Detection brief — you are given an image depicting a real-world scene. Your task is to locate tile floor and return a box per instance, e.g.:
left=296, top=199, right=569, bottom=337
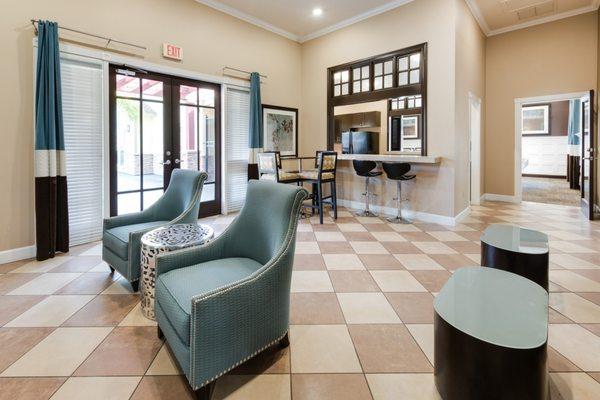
left=0, top=201, right=600, bottom=399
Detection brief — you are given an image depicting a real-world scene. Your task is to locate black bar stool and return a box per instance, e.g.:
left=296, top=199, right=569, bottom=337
left=353, top=160, right=382, bottom=217
left=382, top=162, right=415, bottom=224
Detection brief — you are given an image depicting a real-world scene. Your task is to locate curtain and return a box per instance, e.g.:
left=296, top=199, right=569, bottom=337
left=248, top=72, right=263, bottom=167
left=567, top=99, right=581, bottom=156
left=35, top=21, right=69, bottom=260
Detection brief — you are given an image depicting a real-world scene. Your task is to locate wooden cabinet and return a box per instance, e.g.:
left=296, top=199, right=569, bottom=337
left=334, top=112, right=380, bottom=142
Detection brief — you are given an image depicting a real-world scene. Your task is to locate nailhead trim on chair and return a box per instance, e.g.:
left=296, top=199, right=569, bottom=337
left=188, top=189, right=307, bottom=390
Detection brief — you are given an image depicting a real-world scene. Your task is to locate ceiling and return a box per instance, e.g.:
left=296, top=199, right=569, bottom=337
left=467, top=0, right=600, bottom=35
left=196, top=0, right=600, bottom=42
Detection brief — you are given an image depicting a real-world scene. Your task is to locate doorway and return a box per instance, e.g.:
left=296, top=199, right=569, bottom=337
left=109, top=65, right=221, bottom=218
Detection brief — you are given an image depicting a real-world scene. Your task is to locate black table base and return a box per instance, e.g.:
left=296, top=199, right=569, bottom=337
left=434, top=312, right=548, bottom=400
left=481, top=242, right=549, bottom=291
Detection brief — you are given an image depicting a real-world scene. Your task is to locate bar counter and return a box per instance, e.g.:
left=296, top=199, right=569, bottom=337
left=337, top=153, right=441, bottom=164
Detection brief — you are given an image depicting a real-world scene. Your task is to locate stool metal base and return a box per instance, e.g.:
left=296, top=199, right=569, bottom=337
left=356, top=210, right=378, bottom=217
left=387, top=215, right=411, bottom=224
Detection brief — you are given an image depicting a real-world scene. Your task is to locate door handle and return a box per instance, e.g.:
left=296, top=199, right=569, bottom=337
left=174, top=159, right=181, bottom=164
left=162, top=160, right=172, bottom=165
left=583, top=157, right=594, bottom=161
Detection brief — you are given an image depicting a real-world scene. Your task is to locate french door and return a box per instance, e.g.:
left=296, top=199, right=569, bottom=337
left=580, top=90, right=597, bottom=220
left=109, top=65, right=221, bottom=218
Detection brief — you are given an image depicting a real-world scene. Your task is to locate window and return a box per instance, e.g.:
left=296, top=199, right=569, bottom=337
left=397, top=52, right=420, bottom=86
left=390, top=95, right=422, bottom=110
left=333, top=70, right=349, bottom=96
left=224, top=87, right=250, bottom=212
left=352, top=65, right=370, bottom=93
left=522, top=105, right=550, bottom=135
left=373, top=59, right=393, bottom=90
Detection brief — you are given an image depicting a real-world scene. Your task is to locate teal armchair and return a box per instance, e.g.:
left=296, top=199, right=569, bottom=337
left=102, top=169, right=207, bottom=291
left=154, top=180, right=307, bottom=399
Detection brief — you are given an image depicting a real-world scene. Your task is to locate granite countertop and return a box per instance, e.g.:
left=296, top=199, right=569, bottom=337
left=337, top=153, right=441, bottom=164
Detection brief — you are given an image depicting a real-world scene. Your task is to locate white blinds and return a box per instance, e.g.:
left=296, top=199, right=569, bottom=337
left=61, top=58, right=104, bottom=245
left=224, top=87, right=250, bottom=213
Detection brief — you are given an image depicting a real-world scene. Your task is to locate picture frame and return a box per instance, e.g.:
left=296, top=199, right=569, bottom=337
left=401, top=115, right=419, bottom=138
left=262, top=105, right=298, bottom=157
left=522, top=104, right=550, bottom=135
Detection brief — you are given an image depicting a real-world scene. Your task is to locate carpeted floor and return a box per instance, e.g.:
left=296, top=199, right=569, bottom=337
left=522, top=176, right=580, bottom=207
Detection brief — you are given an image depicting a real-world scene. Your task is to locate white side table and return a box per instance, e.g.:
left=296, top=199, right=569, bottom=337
left=140, top=223, right=214, bottom=320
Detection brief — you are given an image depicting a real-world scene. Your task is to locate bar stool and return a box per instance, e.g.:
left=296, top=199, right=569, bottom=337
left=382, top=162, right=415, bottom=224
left=353, top=160, right=382, bottom=217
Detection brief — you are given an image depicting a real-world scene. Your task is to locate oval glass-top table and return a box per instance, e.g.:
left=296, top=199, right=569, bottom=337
left=434, top=267, right=549, bottom=400
left=481, top=224, right=549, bottom=290
left=140, top=223, right=214, bottom=320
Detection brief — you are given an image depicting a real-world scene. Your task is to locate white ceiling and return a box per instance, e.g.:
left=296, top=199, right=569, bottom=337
left=467, top=0, right=600, bottom=35
left=196, top=0, right=600, bottom=42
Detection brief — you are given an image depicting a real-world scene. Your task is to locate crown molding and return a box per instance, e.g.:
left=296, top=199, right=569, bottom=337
left=464, top=0, right=490, bottom=35
left=195, top=0, right=415, bottom=43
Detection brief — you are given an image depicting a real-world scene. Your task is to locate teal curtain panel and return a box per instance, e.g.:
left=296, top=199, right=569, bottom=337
left=249, top=72, right=263, bottom=149
left=35, top=20, right=69, bottom=261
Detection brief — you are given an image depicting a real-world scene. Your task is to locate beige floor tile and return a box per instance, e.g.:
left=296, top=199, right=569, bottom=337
left=359, top=254, right=403, bottom=270
left=337, top=293, right=401, bottom=324
left=385, top=293, right=434, bottom=323
left=350, top=241, right=389, bottom=255
left=388, top=224, right=421, bottom=232
left=370, top=271, right=428, bottom=292
left=549, top=231, right=593, bottom=241
left=329, top=271, right=380, bottom=292
left=550, top=293, right=600, bottom=323
left=290, top=293, right=345, bottom=325
left=356, top=217, right=384, bottom=224
left=130, top=376, right=194, bottom=400
left=49, top=256, right=102, bottom=273
left=101, top=278, right=137, bottom=295
left=290, top=325, right=362, bottom=373
left=338, top=224, right=368, bottom=232
left=393, top=254, right=444, bottom=270
left=371, top=232, right=406, bottom=242
left=63, top=295, right=140, bottom=326
left=291, top=374, right=372, bottom=400
left=428, top=231, right=468, bottom=242
left=10, top=257, right=73, bottom=274
left=406, top=324, right=434, bottom=365
left=50, top=376, right=141, bottom=400
left=549, top=347, right=581, bottom=372
left=55, top=273, right=119, bottom=295
left=80, top=244, right=102, bottom=256
left=366, top=373, right=440, bottom=400
left=295, top=242, right=321, bottom=254
left=5, top=295, right=94, bottom=327
left=549, top=324, right=600, bottom=371
left=0, top=327, right=54, bottom=372
left=88, top=262, right=113, bottom=273
left=550, top=373, right=600, bottom=400
left=146, top=344, right=182, bottom=375
left=318, top=242, right=355, bottom=254
left=314, top=231, right=346, bottom=242
left=0, top=377, right=66, bottom=400
left=213, top=375, right=291, bottom=400
left=551, top=254, right=598, bottom=270
left=297, top=223, right=313, bottom=232
left=323, top=254, right=365, bottom=270
left=412, top=242, right=458, bottom=255
left=1, top=327, right=112, bottom=376
left=230, top=345, right=290, bottom=375
left=7, top=273, right=82, bottom=295
left=293, top=254, right=326, bottom=271
left=118, top=303, right=157, bottom=327
left=291, top=271, right=334, bottom=293
left=0, top=274, right=43, bottom=295
left=0, top=295, right=46, bottom=325
left=550, top=271, right=600, bottom=292
left=551, top=241, right=598, bottom=254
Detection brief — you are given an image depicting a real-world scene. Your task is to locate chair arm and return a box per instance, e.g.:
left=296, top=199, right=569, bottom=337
left=103, top=211, right=152, bottom=230
left=155, top=234, right=227, bottom=276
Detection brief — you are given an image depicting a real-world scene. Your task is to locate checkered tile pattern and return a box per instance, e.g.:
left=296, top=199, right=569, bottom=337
left=0, top=201, right=599, bottom=399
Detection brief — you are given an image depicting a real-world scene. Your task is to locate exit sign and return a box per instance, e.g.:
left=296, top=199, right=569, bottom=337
left=162, top=43, right=183, bottom=61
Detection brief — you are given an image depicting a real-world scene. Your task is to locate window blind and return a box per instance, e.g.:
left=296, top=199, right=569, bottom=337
left=224, top=87, right=250, bottom=213
left=61, top=58, right=104, bottom=245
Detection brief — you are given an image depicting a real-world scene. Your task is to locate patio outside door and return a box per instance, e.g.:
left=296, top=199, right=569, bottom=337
left=109, top=65, right=221, bottom=218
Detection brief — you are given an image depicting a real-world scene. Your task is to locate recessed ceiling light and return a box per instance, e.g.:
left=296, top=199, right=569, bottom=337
left=312, top=8, right=323, bottom=16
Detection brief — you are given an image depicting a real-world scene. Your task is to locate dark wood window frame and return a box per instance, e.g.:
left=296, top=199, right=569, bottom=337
left=327, top=43, right=428, bottom=155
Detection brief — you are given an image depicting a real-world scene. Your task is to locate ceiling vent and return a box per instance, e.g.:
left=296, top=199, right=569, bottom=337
left=501, top=0, right=556, bottom=20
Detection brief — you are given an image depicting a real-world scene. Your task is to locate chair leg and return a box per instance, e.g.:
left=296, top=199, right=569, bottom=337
left=108, top=266, right=115, bottom=273
left=317, top=183, right=324, bottom=224
left=356, top=176, right=377, bottom=217
left=331, top=181, right=338, bottom=220
left=279, top=332, right=290, bottom=349
left=194, top=381, right=216, bottom=400
left=157, top=326, right=164, bottom=340
left=130, top=280, right=139, bottom=292
left=387, top=180, right=411, bottom=224
left=311, top=183, right=316, bottom=216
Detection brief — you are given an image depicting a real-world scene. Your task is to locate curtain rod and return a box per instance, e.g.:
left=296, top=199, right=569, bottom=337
left=31, top=19, right=147, bottom=51
left=222, top=66, right=267, bottom=79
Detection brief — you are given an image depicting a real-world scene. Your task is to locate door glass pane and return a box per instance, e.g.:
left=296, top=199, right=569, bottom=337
left=353, top=81, right=361, bottom=93
left=116, top=75, right=140, bottom=98
left=398, top=72, right=408, bottom=86
left=118, top=192, right=140, bottom=214
left=199, top=108, right=216, bottom=184
left=384, top=75, right=393, bottom=88
left=143, top=189, right=163, bottom=210
left=202, top=183, right=215, bottom=202
left=410, top=53, right=421, bottom=68
left=583, top=101, right=590, bottom=200
left=142, top=102, right=164, bottom=189
left=362, top=66, right=369, bottom=78
left=199, top=89, right=215, bottom=107
left=374, top=77, right=382, bottom=90
left=398, top=57, right=408, bottom=71
left=384, top=60, right=393, bottom=74
left=180, top=85, right=197, bottom=105
left=142, top=79, right=164, bottom=101
left=179, top=106, right=198, bottom=170
left=374, top=63, right=383, bottom=76
left=410, top=69, right=420, bottom=84
left=116, top=98, right=141, bottom=192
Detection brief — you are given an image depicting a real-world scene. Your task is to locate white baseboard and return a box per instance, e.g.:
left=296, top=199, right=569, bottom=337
left=482, top=193, right=520, bottom=203
left=338, top=199, right=470, bottom=226
left=454, top=206, right=471, bottom=223
left=0, top=245, right=36, bottom=264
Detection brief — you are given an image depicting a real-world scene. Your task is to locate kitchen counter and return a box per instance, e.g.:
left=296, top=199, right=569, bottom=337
left=337, top=153, right=441, bottom=164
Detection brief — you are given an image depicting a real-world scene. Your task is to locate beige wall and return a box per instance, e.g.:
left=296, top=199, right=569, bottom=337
left=0, top=0, right=301, bottom=251
left=300, top=0, right=458, bottom=218
left=485, top=12, right=598, bottom=196
left=454, top=0, right=486, bottom=213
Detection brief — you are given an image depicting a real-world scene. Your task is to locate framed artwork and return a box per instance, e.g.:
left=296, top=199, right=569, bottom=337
left=522, top=104, right=550, bottom=135
left=401, top=115, right=419, bottom=138
left=262, top=105, right=298, bottom=157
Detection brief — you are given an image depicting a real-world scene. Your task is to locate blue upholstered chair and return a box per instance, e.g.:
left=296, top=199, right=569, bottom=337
left=102, top=169, right=207, bottom=291
left=154, top=180, right=308, bottom=399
